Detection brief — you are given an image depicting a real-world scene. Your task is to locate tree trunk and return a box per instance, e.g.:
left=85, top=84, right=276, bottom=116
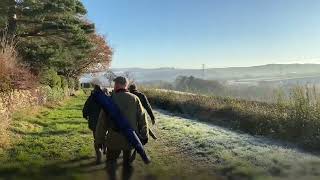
left=7, top=0, right=16, bottom=38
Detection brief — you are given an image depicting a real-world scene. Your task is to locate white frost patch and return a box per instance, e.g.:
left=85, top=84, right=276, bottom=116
left=155, top=110, right=320, bottom=179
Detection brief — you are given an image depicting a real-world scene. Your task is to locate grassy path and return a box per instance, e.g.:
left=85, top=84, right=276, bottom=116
left=1, top=94, right=320, bottom=180
left=0, top=95, right=93, bottom=180
left=0, top=94, right=220, bottom=180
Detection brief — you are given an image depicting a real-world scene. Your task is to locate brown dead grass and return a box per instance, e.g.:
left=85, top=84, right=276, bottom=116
left=0, top=113, right=10, bottom=149
left=0, top=29, right=36, bottom=92
left=0, top=29, right=38, bottom=148
left=0, top=36, right=17, bottom=92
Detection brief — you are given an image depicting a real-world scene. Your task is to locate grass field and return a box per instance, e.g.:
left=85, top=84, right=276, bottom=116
left=2, top=91, right=320, bottom=180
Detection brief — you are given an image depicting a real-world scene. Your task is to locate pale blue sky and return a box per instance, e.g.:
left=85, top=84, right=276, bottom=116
left=82, top=0, right=320, bottom=68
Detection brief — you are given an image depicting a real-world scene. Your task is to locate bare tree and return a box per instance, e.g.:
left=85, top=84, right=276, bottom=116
left=124, top=71, right=135, bottom=84
left=104, top=70, right=116, bottom=87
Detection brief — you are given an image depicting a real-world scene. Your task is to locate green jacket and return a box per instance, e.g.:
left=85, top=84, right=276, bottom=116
left=95, top=90, right=149, bottom=150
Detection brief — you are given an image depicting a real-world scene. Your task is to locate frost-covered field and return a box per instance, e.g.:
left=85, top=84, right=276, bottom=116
left=154, top=110, right=320, bottom=180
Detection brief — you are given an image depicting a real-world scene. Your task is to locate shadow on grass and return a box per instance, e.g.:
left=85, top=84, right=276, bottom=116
left=61, top=104, right=84, bottom=111
left=0, top=156, right=104, bottom=180
left=49, top=119, right=87, bottom=125
left=10, top=128, right=73, bottom=136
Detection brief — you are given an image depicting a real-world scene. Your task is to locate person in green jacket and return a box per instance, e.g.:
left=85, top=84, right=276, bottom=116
left=95, top=76, right=149, bottom=180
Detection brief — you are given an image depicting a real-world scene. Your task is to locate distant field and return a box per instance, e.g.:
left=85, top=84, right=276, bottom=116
left=81, top=64, right=320, bottom=83
left=229, top=74, right=320, bottom=85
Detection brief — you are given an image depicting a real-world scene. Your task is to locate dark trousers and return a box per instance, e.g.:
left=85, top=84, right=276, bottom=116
left=106, top=149, right=133, bottom=180
left=93, top=131, right=102, bottom=163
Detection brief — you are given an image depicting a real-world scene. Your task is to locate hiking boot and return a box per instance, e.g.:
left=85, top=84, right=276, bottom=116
left=96, top=151, right=102, bottom=165
left=94, top=144, right=103, bottom=165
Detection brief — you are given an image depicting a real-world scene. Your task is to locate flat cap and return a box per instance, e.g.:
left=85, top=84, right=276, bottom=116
left=113, top=76, right=128, bottom=85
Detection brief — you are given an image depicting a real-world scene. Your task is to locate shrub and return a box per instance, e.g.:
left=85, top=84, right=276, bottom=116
left=67, top=78, right=76, bottom=89
left=74, top=78, right=80, bottom=90
left=39, top=69, right=61, bottom=88
left=39, top=86, right=65, bottom=102
left=60, top=76, right=68, bottom=89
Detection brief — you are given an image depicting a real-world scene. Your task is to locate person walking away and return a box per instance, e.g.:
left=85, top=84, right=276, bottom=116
left=95, top=76, right=149, bottom=180
left=129, top=83, right=155, bottom=125
left=82, top=79, right=106, bottom=164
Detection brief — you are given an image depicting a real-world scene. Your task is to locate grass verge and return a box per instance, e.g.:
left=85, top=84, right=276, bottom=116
left=143, top=87, right=320, bottom=151
left=0, top=93, right=93, bottom=180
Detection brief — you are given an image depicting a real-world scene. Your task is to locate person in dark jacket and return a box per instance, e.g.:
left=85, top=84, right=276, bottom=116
left=129, top=83, right=155, bottom=125
left=82, top=79, right=107, bottom=164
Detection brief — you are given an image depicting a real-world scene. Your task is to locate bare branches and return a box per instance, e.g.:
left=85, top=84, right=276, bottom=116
left=71, top=33, right=113, bottom=76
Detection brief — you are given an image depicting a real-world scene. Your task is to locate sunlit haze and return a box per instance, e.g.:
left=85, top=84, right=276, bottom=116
left=82, top=0, right=320, bottom=68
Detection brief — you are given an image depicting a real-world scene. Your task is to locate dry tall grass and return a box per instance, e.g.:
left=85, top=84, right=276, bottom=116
left=0, top=28, right=36, bottom=93
left=0, top=29, right=17, bottom=92
left=0, top=29, right=36, bottom=148
left=0, top=29, right=16, bottom=147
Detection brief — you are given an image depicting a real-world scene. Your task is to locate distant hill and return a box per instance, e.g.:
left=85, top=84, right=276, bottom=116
left=111, top=64, right=320, bottom=82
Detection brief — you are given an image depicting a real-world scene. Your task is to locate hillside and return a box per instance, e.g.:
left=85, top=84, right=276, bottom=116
left=110, top=64, right=320, bottom=83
